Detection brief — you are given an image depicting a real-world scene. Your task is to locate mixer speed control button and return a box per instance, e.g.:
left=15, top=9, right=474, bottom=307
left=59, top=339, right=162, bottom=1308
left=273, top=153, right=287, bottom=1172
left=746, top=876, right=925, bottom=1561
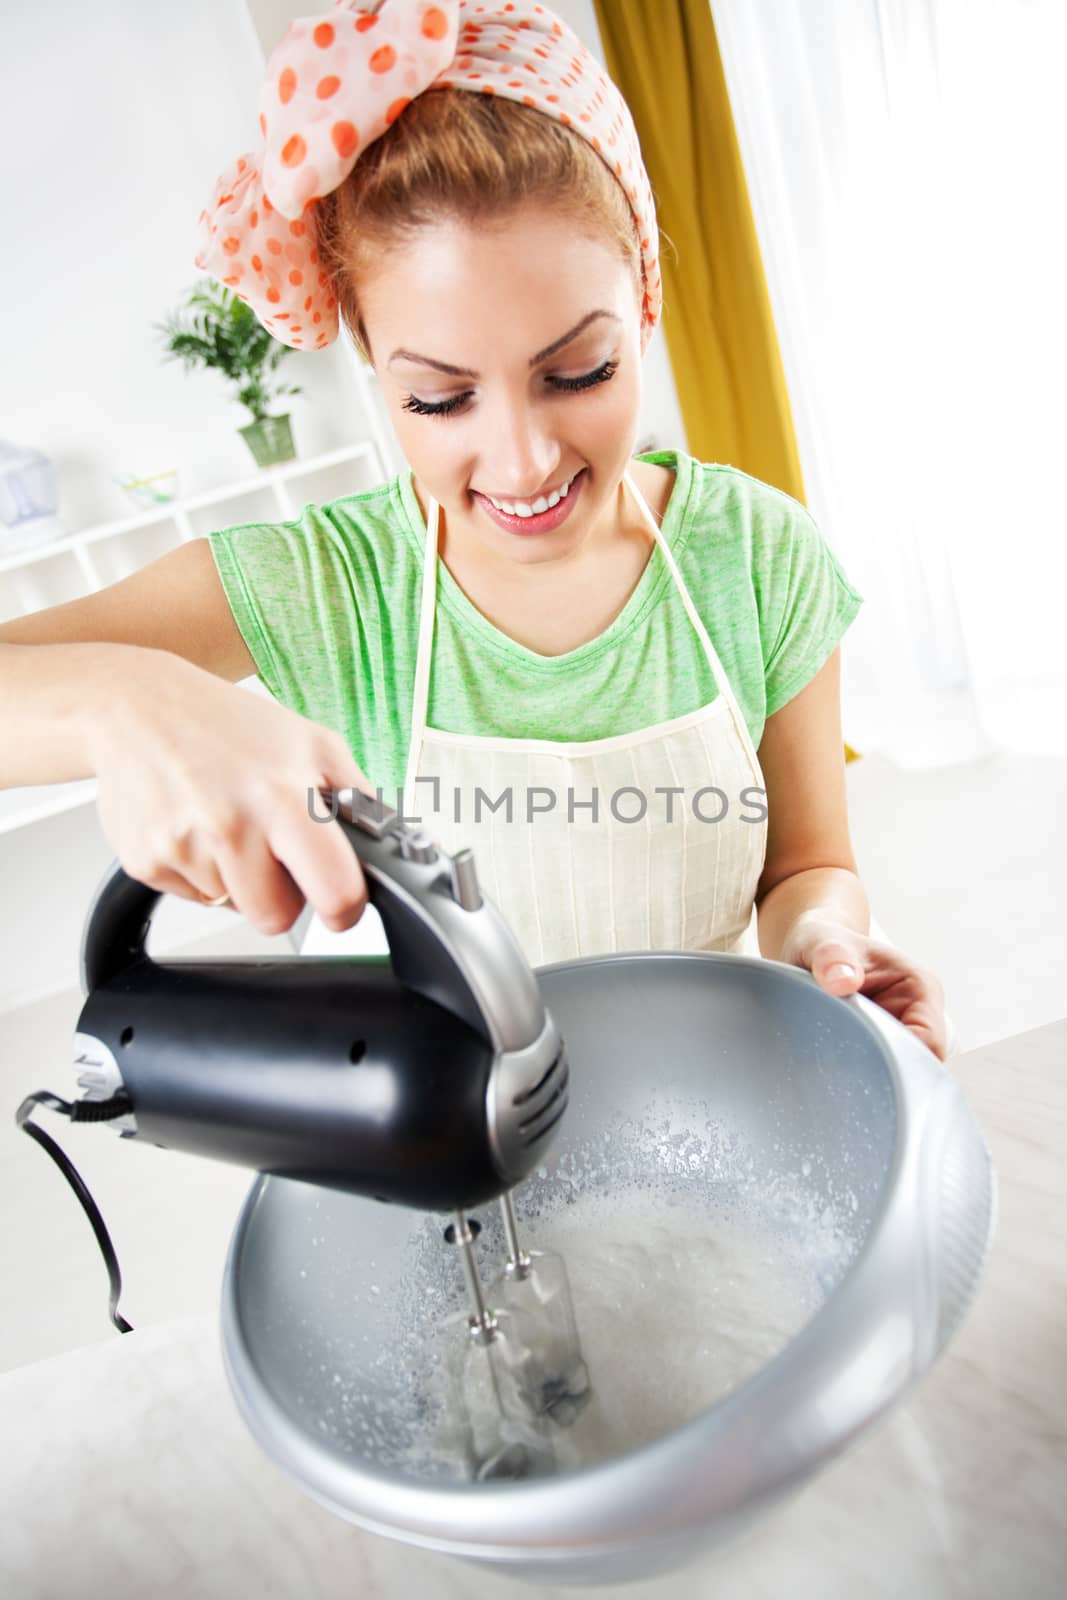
left=397, top=828, right=438, bottom=865
left=449, top=848, right=483, bottom=911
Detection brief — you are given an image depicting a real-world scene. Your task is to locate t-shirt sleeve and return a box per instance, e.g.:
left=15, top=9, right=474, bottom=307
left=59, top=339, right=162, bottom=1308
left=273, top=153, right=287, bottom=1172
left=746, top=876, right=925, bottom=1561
left=207, top=522, right=291, bottom=705
left=202, top=503, right=411, bottom=797
left=755, top=498, right=864, bottom=718
left=205, top=512, right=363, bottom=728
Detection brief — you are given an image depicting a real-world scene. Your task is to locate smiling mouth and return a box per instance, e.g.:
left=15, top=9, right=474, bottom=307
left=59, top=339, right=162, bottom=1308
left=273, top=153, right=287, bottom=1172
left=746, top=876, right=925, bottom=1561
left=473, top=470, right=584, bottom=519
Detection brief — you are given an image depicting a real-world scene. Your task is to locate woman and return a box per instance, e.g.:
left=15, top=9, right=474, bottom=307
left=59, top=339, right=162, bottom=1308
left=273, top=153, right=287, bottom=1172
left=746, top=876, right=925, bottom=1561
left=0, top=0, right=948, bottom=1058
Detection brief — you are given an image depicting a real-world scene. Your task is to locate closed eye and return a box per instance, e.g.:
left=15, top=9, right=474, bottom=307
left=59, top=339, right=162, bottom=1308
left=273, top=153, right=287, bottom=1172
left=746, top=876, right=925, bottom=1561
left=400, top=358, right=620, bottom=418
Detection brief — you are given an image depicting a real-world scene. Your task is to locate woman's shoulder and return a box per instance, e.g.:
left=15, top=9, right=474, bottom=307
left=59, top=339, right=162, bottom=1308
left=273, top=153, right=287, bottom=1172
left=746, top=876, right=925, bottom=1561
left=318, top=474, right=415, bottom=543
left=627, top=456, right=676, bottom=525
left=633, top=447, right=807, bottom=538
left=677, top=452, right=812, bottom=525
left=648, top=451, right=838, bottom=592
left=640, top=450, right=860, bottom=615
left=209, top=471, right=412, bottom=551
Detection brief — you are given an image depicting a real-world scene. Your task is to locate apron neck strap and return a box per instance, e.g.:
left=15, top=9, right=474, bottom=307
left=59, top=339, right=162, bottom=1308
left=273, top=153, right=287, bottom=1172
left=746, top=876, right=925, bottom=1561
left=402, top=488, right=441, bottom=816
left=404, top=466, right=760, bottom=815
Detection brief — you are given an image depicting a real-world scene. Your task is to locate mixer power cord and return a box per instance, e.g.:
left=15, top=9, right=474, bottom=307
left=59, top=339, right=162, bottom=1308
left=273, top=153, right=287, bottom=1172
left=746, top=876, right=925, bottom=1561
left=16, top=1090, right=135, bottom=1334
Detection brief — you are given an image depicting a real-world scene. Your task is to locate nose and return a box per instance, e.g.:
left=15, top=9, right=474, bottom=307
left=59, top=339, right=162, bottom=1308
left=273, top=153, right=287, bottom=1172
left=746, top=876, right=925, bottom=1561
left=479, top=391, right=560, bottom=498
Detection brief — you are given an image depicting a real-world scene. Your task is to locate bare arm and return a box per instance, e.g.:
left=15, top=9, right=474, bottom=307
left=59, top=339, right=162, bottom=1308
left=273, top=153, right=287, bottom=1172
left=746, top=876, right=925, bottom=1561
left=755, top=650, right=947, bottom=1060
left=0, top=539, right=256, bottom=786
left=754, top=648, right=867, bottom=958
left=0, top=539, right=372, bottom=933
left=0, top=536, right=255, bottom=672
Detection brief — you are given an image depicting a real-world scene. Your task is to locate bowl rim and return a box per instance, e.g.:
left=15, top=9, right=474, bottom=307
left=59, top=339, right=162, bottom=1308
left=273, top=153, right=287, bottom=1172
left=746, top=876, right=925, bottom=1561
left=219, top=949, right=981, bottom=1562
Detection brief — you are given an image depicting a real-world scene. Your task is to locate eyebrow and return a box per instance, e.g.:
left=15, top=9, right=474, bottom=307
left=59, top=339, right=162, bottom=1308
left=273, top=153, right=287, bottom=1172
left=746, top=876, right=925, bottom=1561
left=387, top=310, right=621, bottom=377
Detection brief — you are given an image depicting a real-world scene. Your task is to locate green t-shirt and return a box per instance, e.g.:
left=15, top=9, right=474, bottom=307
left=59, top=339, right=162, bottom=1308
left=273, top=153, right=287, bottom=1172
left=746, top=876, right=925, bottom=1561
left=207, top=449, right=863, bottom=797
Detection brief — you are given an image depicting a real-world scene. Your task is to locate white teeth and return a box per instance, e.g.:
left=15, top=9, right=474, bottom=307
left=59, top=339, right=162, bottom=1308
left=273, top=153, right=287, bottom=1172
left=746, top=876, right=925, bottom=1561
left=488, top=474, right=574, bottom=518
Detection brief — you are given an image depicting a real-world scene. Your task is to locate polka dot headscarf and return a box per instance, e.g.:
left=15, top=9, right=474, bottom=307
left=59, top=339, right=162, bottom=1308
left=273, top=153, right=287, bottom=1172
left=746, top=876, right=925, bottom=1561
left=194, top=0, right=661, bottom=350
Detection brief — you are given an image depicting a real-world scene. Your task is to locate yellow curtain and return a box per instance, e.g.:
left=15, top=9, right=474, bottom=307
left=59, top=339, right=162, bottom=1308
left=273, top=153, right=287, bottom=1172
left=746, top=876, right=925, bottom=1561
left=592, top=0, right=805, bottom=504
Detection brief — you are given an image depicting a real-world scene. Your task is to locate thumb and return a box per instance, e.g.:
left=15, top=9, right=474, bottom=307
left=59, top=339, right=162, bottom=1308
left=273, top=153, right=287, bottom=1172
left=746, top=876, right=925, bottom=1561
left=806, top=936, right=865, bottom=995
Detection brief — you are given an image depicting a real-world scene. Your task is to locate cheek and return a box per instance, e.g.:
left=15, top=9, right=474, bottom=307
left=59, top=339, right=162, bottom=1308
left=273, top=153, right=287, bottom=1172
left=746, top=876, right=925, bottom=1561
left=388, top=407, right=474, bottom=502
left=585, top=366, right=641, bottom=452
left=388, top=404, right=457, bottom=466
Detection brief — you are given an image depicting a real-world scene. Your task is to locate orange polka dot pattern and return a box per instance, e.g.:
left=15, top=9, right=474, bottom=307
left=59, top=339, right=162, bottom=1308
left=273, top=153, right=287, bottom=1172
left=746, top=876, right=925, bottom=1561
left=195, top=0, right=661, bottom=351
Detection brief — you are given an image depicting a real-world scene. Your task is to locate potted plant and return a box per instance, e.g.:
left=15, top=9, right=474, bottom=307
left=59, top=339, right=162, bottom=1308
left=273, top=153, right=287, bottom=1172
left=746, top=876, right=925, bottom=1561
left=157, top=282, right=303, bottom=468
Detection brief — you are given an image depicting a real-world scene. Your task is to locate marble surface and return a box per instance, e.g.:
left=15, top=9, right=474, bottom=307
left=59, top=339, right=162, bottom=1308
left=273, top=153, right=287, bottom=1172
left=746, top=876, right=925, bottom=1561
left=1, top=1019, right=1064, bottom=1598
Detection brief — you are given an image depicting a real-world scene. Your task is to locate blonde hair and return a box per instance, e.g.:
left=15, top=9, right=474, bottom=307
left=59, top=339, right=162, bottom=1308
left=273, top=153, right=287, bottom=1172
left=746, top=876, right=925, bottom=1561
left=314, top=89, right=645, bottom=364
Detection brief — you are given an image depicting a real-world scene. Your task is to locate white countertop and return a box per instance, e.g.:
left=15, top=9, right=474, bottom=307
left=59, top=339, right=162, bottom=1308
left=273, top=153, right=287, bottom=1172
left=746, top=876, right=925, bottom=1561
left=2, top=1018, right=1064, bottom=1599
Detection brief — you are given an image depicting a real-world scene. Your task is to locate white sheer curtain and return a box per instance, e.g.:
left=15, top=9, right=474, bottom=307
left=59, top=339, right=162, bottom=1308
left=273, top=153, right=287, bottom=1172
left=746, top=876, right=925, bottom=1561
left=710, top=0, right=1067, bottom=767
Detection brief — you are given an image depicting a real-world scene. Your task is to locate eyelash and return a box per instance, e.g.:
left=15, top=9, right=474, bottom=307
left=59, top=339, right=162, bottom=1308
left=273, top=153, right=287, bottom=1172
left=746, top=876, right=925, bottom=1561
left=400, top=358, right=620, bottom=418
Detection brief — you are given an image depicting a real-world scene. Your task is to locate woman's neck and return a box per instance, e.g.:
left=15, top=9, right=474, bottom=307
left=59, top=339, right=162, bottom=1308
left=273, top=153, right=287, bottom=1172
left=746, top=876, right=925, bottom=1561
left=413, top=466, right=659, bottom=583
left=410, top=461, right=674, bottom=657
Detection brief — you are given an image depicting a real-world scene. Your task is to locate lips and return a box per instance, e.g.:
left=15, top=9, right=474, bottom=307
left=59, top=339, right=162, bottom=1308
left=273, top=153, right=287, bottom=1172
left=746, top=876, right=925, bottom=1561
left=472, top=468, right=586, bottom=536
left=480, top=473, right=578, bottom=517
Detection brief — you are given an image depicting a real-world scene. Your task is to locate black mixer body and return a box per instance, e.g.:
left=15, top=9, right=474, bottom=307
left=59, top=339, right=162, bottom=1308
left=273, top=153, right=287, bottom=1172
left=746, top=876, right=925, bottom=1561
left=76, top=958, right=505, bottom=1209
left=71, top=789, right=569, bottom=1213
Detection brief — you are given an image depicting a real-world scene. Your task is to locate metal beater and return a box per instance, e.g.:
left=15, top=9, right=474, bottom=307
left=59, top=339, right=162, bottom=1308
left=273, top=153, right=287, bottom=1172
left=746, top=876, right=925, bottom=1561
left=447, top=1193, right=592, bottom=1478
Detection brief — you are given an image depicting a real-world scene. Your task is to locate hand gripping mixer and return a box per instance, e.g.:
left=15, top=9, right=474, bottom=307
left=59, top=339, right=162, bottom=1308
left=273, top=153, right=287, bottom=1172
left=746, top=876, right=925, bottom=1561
left=17, top=788, right=590, bottom=1478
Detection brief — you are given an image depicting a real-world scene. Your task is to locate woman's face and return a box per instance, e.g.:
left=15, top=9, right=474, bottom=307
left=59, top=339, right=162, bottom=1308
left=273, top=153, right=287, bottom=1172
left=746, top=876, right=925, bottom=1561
left=357, top=205, right=646, bottom=567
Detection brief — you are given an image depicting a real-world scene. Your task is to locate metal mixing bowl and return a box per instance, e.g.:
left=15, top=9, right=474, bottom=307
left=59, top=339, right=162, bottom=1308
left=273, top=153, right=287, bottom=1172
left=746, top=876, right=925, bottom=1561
left=221, top=951, right=996, bottom=1586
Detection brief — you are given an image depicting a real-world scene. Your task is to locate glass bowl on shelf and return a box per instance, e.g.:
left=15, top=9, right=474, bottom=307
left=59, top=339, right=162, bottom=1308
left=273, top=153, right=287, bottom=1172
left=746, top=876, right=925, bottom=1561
left=114, top=469, right=179, bottom=510
left=0, top=440, right=66, bottom=552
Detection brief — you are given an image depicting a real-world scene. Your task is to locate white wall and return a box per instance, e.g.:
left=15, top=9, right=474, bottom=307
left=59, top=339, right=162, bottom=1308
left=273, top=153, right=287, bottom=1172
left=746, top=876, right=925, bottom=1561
left=0, top=0, right=381, bottom=538
left=0, top=0, right=383, bottom=1012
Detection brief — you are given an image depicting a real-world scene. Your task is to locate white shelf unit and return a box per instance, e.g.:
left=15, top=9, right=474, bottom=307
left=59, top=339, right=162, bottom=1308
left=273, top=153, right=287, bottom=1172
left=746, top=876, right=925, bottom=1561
left=0, top=779, right=99, bottom=838
left=0, top=437, right=387, bottom=837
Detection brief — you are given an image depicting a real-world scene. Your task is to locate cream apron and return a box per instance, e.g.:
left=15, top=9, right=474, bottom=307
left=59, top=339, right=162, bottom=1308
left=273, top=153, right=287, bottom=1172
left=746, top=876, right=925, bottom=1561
left=293, top=476, right=962, bottom=1054
left=387, top=466, right=767, bottom=968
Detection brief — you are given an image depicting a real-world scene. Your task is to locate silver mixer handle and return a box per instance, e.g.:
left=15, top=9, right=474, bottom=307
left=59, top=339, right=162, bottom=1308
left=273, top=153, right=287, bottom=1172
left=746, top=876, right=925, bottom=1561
left=331, top=788, right=481, bottom=904
left=253, top=784, right=564, bottom=1178
left=332, top=786, right=407, bottom=843
left=332, top=787, right=440, bottom=863
left=324, top=784, right=550, bottom=1074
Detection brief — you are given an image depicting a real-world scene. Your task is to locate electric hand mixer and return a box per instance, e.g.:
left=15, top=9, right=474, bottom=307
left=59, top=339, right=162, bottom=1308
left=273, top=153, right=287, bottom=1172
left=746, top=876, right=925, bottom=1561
left=18, top=787, right=589, bottom=1479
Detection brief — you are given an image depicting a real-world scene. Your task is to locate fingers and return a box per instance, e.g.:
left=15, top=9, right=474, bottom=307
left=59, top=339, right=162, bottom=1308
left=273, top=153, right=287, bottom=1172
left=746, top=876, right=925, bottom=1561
left=91, top=675, right=386, bottom=934
left=876, top=985, right=953, bottom=1062
left=898, top=978, right=950, bottom=1063
left=830, top=944, right=949, bottom=1063
left=215, top=738, right=375, bottom=935
left=122, top=861, right=228, bottom=906
left=819, top=957, right=863, bottom=994
left=162, top=803, right=368, bottom=939
left=134, top=824, right=235, bottom=909
left=800, top=934, right=865, bottom=996
left=118, top=808, right=363, bottom=938
left=212, top=827, right=309, bottom=935
left=265, top=801, right=368, bottom=932
left=157, top=828, right=232, bottom=905
left=118, top=822, right=232, bottom=907
left=918, top=1022, right=948, bottom=1063
left=789, top=919, right=951, bottom=1062
left=111, top=732, right=376, bottom=936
